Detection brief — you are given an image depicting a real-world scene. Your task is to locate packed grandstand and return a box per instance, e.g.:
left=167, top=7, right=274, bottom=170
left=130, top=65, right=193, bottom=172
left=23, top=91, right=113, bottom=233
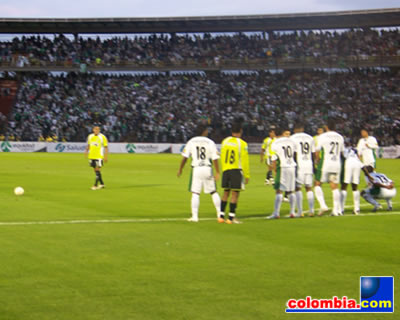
left=0, top=9, right=399, bottom=145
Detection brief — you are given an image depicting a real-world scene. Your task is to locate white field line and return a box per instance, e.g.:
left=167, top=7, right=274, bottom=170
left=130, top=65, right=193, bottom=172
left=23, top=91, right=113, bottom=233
left=0, top=210, right=399, bottom=227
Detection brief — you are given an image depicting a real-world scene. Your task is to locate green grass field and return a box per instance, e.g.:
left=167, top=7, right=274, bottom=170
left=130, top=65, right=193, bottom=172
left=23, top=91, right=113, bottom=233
left=0, top=153, right=398, bottom=320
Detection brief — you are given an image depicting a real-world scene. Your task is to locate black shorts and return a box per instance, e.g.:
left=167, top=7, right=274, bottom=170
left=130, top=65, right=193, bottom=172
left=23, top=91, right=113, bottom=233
left=222, top=169, right=244, bottom=191
left=89, top=159, right=103, bottom=168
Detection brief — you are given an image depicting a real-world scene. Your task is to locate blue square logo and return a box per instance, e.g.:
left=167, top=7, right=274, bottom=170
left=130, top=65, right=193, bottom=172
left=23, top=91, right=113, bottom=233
left=360, top=276, right=394, bottom=313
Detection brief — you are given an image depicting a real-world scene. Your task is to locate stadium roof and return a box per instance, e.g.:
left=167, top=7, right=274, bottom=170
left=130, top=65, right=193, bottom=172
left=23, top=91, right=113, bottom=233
left=0, top=8, right=399, bottom=34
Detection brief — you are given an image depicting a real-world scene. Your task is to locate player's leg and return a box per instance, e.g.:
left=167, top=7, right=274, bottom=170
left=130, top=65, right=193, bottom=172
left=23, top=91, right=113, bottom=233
left=329, top=174, right=341, bottom=216
left=295, top=172, right=305, bottom=217
left=268, top=170, right=284, bottom=219
left=226, top=191, right=240, bottom=223
left=220, top=170, right=231, bottom=222
left=266, top=159, right=273, bottom=185
left=204, top=168, right=223, bottom=218
left=305, top=186, right=314, bottom=216
left=340, top=183, right=348, bottom=215
left=220, top=189, right=230, bottom=222
left=361, top=188, right=382, bottom=211
left=295, top=186, right=303, bottom=217
left=379, top=188, right=396, bottom=211
left=351, top=183, right=360, bottom=214
left=188, top=167, right=202, bottom=222
left=287, top=168, right=296, bottom=217
left=190, top=192, right=200, bottom=222
left=95, top=160, right=105, bottom=189
left=315, top=177, right=328, bottom=215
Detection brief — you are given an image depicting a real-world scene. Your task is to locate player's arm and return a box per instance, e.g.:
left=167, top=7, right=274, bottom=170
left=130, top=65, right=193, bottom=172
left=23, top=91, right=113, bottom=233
left=260, top=147, right=266, bottom=163
left=212, top=159, right=220, bottom=181
left=85, top=142, right=90, bottom=158
left=373, top=181, right=394, bottom=189
left=177, top=156, right=188, bottom=178
left=104, top=146, right=108, bottom=163
left=243, top=144, right=250, bottom=184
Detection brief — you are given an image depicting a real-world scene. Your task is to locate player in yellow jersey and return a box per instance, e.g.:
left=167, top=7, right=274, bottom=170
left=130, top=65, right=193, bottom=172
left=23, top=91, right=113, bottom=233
left=260, top=126, right=276, bottom=185
left=220, top=121, right=250, bottom=224
left=85, top=125, right=108, bottom=190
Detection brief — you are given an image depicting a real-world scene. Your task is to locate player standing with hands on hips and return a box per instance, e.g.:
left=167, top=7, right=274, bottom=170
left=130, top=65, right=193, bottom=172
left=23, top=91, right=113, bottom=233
left=220, top=120, right=250, bottom=224
left=177, top=123, right=223, bottom=222
left=85, top=125, right=108, bottom=190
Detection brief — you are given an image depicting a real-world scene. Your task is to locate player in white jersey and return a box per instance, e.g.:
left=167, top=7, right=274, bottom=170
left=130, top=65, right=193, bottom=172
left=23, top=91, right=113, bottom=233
left=290, top=123, right=316, bottom=217
left=340, top=145, right=363, bottom=215
left=361, top=166, right=396, bottom=212
left=314, top=119, right=345, bottom=216
left=177, top=124, right=222, bottom=222
left=267, top=127, right=297, bottom=219
left=357, top=129, right=379, bottom=168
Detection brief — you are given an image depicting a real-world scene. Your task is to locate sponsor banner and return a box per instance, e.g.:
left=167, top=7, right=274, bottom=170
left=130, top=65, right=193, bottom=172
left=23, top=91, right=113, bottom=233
left=0, top=141, right=47, bottom=152
left=378, top=146, right=400, bottom=159
left=1, top=141, right=399, bottom=157
left=109, top=143, right=173, bottom=154
left=286, top=276, right=394, bottom=313
left=248, top=143, right=262, bottom=154
left=47, top=143, right=87, bottom=153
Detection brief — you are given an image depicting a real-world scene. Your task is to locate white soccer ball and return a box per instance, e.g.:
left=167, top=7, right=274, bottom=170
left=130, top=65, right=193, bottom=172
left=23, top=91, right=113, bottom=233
left=14, top=187, right=24, bottom=196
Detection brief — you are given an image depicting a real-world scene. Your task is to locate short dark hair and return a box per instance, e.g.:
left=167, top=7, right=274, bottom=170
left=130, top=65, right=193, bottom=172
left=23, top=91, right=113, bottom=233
left=274, top=127, right=284, bottom=136
left=364, top=165, right=374, bottom=173
left=231, top=122, right=242, bottom=134
left=294, top=122, right=304, bottom=130
left=195, top=123, right=208, bottom=136
left=326, top=119, right=336, bottom=131
left=231, top=118, right=243, bottom=134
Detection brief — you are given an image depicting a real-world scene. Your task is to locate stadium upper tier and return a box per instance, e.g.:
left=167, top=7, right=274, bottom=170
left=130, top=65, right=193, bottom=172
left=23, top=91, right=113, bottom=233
left=0, top=29, right=399, bottom=71
left=0, top=8, right=399, bottom=33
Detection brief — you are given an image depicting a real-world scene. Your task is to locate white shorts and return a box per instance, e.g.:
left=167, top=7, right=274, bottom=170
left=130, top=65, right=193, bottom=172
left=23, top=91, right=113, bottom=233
left=319, top=171, right=340, bottom=184
left=296, top=171, right=313, bottom=188
left=343, top=161, right=362, bottom=185
left=376, top=188, right=397, bottom=199
left=275, top=167, right=295, bottom=192
left=189, top=166, right=216, bottom=194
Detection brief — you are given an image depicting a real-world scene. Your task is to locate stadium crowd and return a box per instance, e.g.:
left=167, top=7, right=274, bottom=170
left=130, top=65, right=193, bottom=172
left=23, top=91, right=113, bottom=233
left=3, top=69, right=399, bottom=145
left=0, top=28, right=399, bottom=67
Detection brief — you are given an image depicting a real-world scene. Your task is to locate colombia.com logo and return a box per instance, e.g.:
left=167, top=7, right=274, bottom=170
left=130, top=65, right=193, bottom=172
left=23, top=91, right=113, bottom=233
left=286, top=276, right=394, bottom=313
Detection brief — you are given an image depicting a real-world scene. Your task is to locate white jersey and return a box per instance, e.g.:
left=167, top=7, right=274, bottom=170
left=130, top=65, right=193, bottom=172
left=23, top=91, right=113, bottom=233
left=357, top=136, right=378, bottom=166
left=366, top=172, right=393, bottom=188
left=344, top=147, right=363, bottom=166
left=271, top=137, right=297, bottom=168
left=182, top=136, right=219, bottom=167
left=291, top=132, right=315, bottom=174
left=316, top=131, right=344, bottom=173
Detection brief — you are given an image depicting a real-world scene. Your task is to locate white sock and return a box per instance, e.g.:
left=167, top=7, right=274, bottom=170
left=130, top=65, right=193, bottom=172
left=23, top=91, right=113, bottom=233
left=362, top=190, right=379, bottom=207
left=340, top=190, right=347, bottom=213
left=386, top=199, right=393, bottom=208
left=191, top=193, right=200, bottom=220
left=315, top=186, right=327, bottom=209
left=295, top=191, right=303, bottom=215
left=273, top=194, right=283, bottom=216
left=289, top=193, right=296, bottom=215
left=333, top=189, right=340, bottom=214
left=211, top=192, right=221, bottom=216
left=307, top=191, right=314, bottom=214
left=353, top=190, right=360, bottom=212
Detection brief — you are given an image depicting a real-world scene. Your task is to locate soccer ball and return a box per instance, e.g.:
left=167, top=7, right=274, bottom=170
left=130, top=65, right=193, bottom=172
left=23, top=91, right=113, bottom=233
left=14, top=187, right=24, bottom=196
